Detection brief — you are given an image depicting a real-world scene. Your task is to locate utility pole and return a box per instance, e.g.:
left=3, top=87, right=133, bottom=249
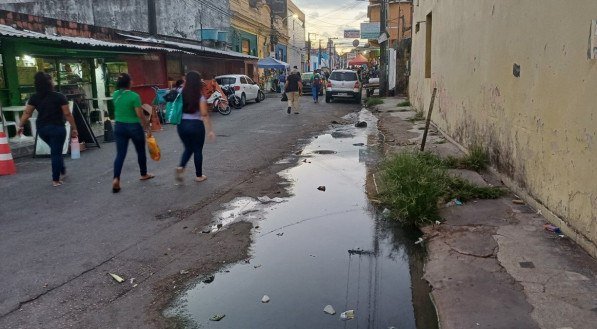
left=318, top=39, right=322, bottom=68
left=307, top=33, right=317, bottom=72
left=379, top=0, right=388, bottom=96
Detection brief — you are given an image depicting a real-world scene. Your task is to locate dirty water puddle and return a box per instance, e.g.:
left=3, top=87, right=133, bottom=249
left=164, top=110, right=438, bottom=328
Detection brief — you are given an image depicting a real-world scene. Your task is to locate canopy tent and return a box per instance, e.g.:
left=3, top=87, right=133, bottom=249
left=257, top=57, right=289, bottom=70
left=348, top=53, right=369, bottom=66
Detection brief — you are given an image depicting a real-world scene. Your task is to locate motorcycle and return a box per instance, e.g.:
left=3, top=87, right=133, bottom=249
left=222, top=85, right=243, bottom=109
left=206, top=90, right=231, bottom=115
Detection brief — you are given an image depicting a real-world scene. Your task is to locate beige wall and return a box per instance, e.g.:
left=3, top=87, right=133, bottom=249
left=409, top=0, right=597, bottom=256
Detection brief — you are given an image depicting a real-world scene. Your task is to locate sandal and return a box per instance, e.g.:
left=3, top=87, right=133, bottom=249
left=139, top=174, right=155, bottom=181
left=195, top=175, right=207, bottom=182
left=175, top=167, right=184, bottom=182
left=112, top=178, right=121, bottom=193
left=52, top=181, right=63, bottom=187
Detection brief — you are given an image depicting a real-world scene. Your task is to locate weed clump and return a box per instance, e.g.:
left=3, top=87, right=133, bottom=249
left=366, top=97, right=384, bottom=107
left=378, top=151, right=504, bottom=226
left=409, top=110, right=425, bottom=122
left=397, top=100, right=411, bottom=106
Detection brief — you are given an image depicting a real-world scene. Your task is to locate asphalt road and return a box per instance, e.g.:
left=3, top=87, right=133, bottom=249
left=0, top=95, right=360, bottom=328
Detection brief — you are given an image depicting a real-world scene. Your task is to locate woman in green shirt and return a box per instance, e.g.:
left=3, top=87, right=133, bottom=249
left=111, top=73, right=154, bottom=193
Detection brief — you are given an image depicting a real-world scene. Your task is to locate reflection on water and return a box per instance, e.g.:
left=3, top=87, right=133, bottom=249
left=165, top=110, right=437, bottom=329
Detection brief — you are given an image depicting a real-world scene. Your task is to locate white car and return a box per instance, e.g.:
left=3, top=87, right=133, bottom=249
left=215, top=74, right=265, bottom=106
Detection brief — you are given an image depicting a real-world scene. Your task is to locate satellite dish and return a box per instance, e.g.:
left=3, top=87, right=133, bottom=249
left=352, top=39, right=359, bottom=47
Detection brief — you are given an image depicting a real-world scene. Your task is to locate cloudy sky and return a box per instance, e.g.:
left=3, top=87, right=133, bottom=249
left=292, top=0, right=370, bottom=51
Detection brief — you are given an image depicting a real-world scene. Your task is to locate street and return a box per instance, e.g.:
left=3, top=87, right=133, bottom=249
left=0, top=96, right=360, bottom=328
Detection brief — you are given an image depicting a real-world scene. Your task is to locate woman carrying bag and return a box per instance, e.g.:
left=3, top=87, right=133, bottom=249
left=111, top=73, right=154, bottom=193
left=17, top=72, right=79, bottom=187
left=175, top=71, right=215, bottom=183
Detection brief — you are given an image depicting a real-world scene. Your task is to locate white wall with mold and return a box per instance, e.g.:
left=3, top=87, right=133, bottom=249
left=409, top=0, right=597, bottom=257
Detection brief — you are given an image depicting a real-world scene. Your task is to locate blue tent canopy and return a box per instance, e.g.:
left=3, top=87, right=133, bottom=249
left=257, top=57, right=289, bottom=69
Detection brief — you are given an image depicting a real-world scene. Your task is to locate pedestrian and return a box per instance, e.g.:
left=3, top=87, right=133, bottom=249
left=285, top=69, right=302, bottom=114
left=310, top=70, right=322, bottom=103
left=17, top=72, right=78, bottom=187
left=278, top=71, right=286, bottom=94
left=111, top=73, right=154, bottom=193
left=175, top=71, right=216, bottom=183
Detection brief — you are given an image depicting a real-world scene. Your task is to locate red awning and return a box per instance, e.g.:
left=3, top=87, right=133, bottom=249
left=348, top=54, right=369, bottom=66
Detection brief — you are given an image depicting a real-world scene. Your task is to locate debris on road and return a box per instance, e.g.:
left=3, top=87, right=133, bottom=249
left=317, top=186, right=326, bottom=191
left=130, top=278, right=136, bottom=285
left=209, top=314, right=225, bottom=321
left=544, top=224, right=562, bottom=234
left=203, top=276, right=215, bottom=284
left=276, top=232, right=284, bottom=237
left=108, top=273, right=125, bottom=283
left=381, top=208, right=391, bottom=218
left=414, top=237, right=424, bottom=245
left=324, top=305, right=336, bottom=315
left=201, top=228, right=211, bottom=234
left=353, top=143, right=365, bottom=146
left=445, top=198, right=463, bottom=207
left=512, top=199, right=525, bottom=205
left=340, top=310, right=355, bottom=320
left=180, top=270, right=189, bottom=275
left=253, top=264, right=262, bottom=269
left=355, top=121, right=367, bottom=128
left=435, top=220, right=441, bottom=225
left=257, top=196, right=284, bottom=203
left=261, top=295, right=270, bottom=303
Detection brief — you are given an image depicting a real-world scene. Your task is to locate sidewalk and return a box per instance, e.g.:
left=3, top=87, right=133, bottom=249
left=370, top=97, right=597, bottom=329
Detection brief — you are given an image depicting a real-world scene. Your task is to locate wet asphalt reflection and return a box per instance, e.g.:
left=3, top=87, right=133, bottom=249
left=165, top=110, right=438, bottom=329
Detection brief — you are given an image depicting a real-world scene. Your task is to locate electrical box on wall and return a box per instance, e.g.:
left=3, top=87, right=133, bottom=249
left=590, top=20, right=597, bottom=59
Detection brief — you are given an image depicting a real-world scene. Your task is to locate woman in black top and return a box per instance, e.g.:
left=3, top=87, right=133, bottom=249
left=18, top=72, right=78, bottom=187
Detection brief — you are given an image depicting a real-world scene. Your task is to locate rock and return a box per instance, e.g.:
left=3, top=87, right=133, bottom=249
left=253, top=264, right=262, bottom=269
left=317, top=186, right=326, bottom=191
left=203, top=275, right=215, bottom=284
left=355, top=121, right=367, bottom=128
left=261, top=295, right=270, bottom=303
left=209, top=314, right=225, bottom=321
left=180, top=270, right=189, bottom=275
left=324, top=305, right=336, bottom=315
left=202, top=228, right=211, bottom=234
left=512, top=199, right=525, bottom=205
left=331, top=120, right=339, bottom=124
left=276, top=232, right=284, bottom=236
left=217, top=223, right=223, bottom=229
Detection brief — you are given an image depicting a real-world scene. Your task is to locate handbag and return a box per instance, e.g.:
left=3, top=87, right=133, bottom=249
left=281, top=92, right=288, bottom=102
left=146, top=133, right=161, bottom=161
left=166, top=93, right=183, bottom=125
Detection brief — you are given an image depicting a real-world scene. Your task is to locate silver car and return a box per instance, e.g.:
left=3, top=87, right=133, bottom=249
left=325, top=69, right=362, bottom=103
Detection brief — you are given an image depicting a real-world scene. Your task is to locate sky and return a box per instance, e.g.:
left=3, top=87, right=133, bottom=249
left=292, top=0, right=370, bottom=53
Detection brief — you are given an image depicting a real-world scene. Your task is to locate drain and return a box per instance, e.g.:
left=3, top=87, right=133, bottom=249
left=312, top=150, right=337, bottom=155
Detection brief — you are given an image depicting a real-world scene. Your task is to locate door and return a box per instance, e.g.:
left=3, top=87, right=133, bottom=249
left=239, top=76, right=249, bottom=98
left=245, top=76, right=258, bottom=99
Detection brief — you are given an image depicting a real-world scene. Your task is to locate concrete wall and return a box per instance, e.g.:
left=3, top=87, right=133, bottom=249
left=0, top=0, right=229, bottom=41
left=409, top=0, right=597, bottom=256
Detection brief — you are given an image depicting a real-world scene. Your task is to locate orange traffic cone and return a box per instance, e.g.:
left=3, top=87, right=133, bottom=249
left=150, top=106, right=162, bottom=132
left=0, top=132, right=16, bottom=175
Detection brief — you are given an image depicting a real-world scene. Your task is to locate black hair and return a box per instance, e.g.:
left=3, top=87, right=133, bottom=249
left=182, top=71, right=202, bottom=113
left=116, top=73, right=132, bottom=89
left=33, top=71, right=53, bottom=97
left=175, top=79, right=184, bottom=88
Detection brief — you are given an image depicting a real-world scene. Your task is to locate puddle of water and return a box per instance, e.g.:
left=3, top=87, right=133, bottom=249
left=165, top=110, right=438, bottom=329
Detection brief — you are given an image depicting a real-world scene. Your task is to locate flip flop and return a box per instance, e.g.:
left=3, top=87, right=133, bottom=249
left=195, top=175, right=207, bottom=182
left=52, top=181, right=63, bottom=187
left=139, top=174, right=155, bottom=181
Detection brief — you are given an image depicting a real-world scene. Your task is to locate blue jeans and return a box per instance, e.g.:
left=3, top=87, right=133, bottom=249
left=113, top=122, right=147, bottom=179
left=38, top=124, right=66, bottom=181
left=312, top=85, right=320, bottom=101
left=177, top=119, right=205, bottom=177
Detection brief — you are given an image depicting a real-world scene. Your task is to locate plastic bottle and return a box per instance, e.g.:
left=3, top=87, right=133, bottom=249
left=70, top=137, right=80, bottom=159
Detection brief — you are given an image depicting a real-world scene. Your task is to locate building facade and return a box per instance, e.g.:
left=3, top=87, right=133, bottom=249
left=409, top=0, right=597, bottom=256
left=368, top=0, right=412, bottom=49
left=286, top=0, right=305, bottom=70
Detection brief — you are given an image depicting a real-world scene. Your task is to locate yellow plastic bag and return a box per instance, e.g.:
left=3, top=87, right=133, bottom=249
left=146, top=133, right=161, bottom=161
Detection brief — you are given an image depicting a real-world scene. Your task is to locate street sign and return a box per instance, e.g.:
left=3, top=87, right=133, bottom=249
left=378, top=32, right=388, bottom=44
left=352, top=39, right=359, bottom=47
left=360, top=22, right=380, bottom=39
left=344, top=29, right=360, bottom=38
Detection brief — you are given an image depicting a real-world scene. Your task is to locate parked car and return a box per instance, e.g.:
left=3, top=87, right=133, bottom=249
left=325, top=70, right=362, bottom=103
left=215, top=74, right=265, bottom=106
left=300, top=72, right=324, bottom=96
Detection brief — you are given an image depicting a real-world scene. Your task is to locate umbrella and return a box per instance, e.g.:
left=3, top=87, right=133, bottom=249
left=348, top=54, right=369, bottom=66
left=257, top=57, right=289, bottom=70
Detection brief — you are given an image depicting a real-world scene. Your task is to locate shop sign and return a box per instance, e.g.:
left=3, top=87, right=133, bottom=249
left=344, top=29, right=360, bottom=39
left=360, top=22, right=380, bottom=39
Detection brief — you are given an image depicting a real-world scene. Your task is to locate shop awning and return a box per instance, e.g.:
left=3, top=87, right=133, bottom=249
left=118, top=33, right=259, bottom=60
left=348, top=54, right=369, bottom=66
left=0, top=24, right=191, bottom=54
left=257, top=57, right=289, bottom=70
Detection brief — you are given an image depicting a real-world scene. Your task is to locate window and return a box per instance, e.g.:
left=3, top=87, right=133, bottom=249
left=216, top=77, right=237, bottom=85
left=425, top=12, right=432, bottom=78
left=330, top=72, right=358, bottom=81
left=240, top=76, right=248, bottom=84
left=241, top=39, right=250, bottom=55
left=246, top=77, right=254, bottom=84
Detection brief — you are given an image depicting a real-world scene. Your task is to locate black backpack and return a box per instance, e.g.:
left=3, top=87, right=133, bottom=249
left=163, top=90, right=179, bottom=103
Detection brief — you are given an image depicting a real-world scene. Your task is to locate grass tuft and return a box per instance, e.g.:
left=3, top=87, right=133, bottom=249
left=397, top=100, right=411, bottom=106
left=377, top=151, right=504, bottom=226
left=366, top=97, right=384, bottom=107
left=409, top=110, right=425, bottom=122
left=460, top=145, right=489, bottom=171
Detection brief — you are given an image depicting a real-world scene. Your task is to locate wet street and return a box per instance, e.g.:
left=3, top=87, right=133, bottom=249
left=165, top=111, right=437, bottom=328
left=0, top=96, right=435, bottom=328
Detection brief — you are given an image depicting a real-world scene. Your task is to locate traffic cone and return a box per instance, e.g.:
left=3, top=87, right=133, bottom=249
left=0, top=132, right=16, bottom=175
left=150, top=106, right=162, bottom=132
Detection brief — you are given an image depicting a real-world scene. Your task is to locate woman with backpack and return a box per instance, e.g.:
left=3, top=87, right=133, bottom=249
left=17, top=72, right=79, bottom=187
left=175, top=71, right=215, bottom=183
left=111, top=73, right=154, bottom=193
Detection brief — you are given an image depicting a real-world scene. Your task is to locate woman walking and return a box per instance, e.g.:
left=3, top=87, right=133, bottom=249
left=111, top=73, right=154, bottom=193
left=175, top=71, right=215, bottom=182
left=17, top=72, right=78, bottom=187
